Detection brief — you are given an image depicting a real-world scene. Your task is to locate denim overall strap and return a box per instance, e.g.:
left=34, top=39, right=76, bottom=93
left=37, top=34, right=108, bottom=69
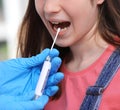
left=80, top=48, right=120, bottom=110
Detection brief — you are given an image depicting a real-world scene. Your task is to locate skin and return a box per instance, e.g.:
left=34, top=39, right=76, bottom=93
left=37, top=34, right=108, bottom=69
left=35, top=0, right=108, bottom=72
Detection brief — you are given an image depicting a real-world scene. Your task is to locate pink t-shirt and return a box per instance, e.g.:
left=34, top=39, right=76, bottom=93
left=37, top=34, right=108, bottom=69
left=45, top=45, right=120, bottom=110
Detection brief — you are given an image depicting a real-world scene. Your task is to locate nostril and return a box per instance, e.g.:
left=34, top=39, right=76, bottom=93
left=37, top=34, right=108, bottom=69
left=44, top=2, right=60, bottom=14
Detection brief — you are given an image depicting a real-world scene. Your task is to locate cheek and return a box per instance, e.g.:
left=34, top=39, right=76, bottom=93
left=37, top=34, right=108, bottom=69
left=35, top=0, right=43, bottom=17
left=71, top=3, right=98, bottom=33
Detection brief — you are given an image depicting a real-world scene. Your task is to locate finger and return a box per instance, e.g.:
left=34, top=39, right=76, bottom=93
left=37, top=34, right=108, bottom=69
left=18, top=48, right=59, bottom=68
left=50, top=57, right=62, bottom=75
left=32, top=48, right=59, bottom=66
left=19, top=95, right=49, bottom=110
left=47, top=72, right=64, bottom=86
left=0, top=95, right=16, bottom=102
left=49, top=48, right=59, bottom=58
left=18, top=49, right=50, bottom=68
left=44, top=86, right=59, bottom=96
left=15, top=91, right=35, bottom=101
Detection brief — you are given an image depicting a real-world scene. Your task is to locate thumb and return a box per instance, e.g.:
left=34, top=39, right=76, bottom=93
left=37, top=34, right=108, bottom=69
left=19, top=95, right=49, bottom=110
left=15, top=91, right=35, bottom=101
left=1, top=95, right=49, bottom=110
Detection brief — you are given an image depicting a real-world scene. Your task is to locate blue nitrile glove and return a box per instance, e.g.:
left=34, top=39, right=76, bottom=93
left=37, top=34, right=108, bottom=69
left=0, top=48, right=64, bottom=109
left=0, top=91, right=49, bottom=110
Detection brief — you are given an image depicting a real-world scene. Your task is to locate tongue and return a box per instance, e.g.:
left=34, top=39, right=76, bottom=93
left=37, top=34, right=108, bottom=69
left=55, top=22, right=70, bottom=29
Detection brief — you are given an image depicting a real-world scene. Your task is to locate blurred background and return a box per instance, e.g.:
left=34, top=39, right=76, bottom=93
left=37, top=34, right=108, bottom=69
left=0, top=0, right=28, bottom=60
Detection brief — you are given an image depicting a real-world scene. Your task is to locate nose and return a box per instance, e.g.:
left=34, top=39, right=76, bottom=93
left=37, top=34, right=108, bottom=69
left=43, top=0, right=60, bottom=15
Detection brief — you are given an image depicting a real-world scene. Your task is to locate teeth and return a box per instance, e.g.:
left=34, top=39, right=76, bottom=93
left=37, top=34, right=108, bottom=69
left=61, top=27, right=67, bottom=31
left=53, top=26, right=67, bottom=31
left=50, top=21, right=70, bottom=31
left=51, top=22, right=60, bottom=25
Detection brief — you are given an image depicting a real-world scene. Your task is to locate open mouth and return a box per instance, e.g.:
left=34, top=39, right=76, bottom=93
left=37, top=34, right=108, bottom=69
left=49, top=21, right=71, bottom=31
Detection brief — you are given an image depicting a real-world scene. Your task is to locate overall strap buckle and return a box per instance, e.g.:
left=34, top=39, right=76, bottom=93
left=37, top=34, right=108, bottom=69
left=86, top=86, right=104, bottom=96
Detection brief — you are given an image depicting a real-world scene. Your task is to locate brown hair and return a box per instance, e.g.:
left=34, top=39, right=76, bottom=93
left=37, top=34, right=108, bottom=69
left=98, top=0, right=120, bottom=45
left=17, top=0, right=120, bottom=99
left=17, top=0, right=69, bottom=58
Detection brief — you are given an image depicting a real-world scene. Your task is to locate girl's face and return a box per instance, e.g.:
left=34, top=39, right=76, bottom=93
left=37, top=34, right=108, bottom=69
left=35, top=0, right=104, bottom=47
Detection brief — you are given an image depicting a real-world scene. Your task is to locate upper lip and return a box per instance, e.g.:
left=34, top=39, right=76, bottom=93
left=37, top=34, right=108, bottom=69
left=46, top=16, right=69, bottom=23
left=48, top=19, right=69, bottom=24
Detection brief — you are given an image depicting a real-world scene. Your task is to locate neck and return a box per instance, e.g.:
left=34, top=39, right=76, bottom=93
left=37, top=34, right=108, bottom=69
left=66, top=33, right=109, bottom=72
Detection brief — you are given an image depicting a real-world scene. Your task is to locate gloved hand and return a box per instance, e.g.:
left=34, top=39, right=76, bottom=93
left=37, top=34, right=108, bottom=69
left=0, top=92, right=49, bottom=110
left=0, top=48, right=64, bottom=109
